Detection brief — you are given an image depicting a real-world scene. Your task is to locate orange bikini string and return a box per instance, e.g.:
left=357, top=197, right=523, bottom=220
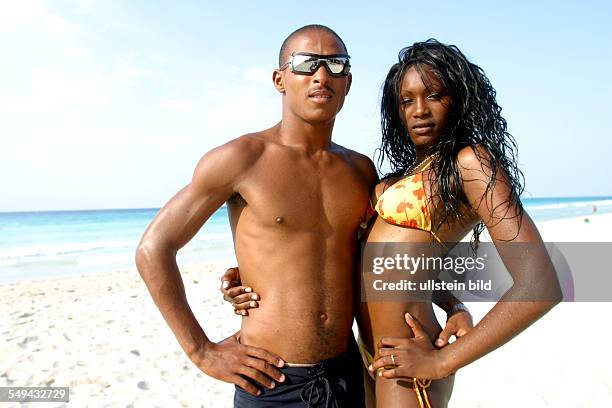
left=412, top=378, right=432, bottom=408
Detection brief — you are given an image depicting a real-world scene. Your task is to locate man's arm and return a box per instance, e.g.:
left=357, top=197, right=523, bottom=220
left=432, top=288, right=473, bottom=347
left=135, top=137, right=285, bottom=395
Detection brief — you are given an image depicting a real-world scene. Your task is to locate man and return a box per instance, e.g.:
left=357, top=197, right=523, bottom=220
left=136, top=25, right=375, bottom=407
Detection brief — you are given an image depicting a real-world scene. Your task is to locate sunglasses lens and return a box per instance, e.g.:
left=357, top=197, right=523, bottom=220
left=291, top=54, right=349, bottom=76
left=326, top=58, right=348, bottom=74
left=292, top=55, right=319, bottom=73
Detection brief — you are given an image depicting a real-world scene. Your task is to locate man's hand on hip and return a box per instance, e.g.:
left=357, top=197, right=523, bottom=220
left=191, top=334, right=286, bottom=396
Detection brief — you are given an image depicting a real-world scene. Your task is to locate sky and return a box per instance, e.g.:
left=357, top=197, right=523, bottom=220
left=1, top=0, right=611, bottom=212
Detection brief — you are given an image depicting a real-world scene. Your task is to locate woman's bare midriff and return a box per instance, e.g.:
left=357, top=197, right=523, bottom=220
left=358, top=210, right=477, bottom=407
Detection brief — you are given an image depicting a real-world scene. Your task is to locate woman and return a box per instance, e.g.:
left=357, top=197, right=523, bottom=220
left=224, top=39, right=561, bottom=407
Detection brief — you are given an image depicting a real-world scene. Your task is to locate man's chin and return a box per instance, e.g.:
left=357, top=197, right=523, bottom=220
left=304, top=109, right=340, bottom=124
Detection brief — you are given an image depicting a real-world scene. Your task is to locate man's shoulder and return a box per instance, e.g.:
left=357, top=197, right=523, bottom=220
left=211, top=133, right=267, bottom=160
left=199, top=133, right=270, bottom=170
left=331, top=143, right=370, bottom=163
left=331, top=143, right=378, bottom=183
left=191, top=132, right=271, bottom=186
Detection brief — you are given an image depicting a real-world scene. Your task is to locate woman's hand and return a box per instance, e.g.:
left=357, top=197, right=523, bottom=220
left=220, top=267, right=260, bottom=316
left=369, top=313, right=447, bottom=380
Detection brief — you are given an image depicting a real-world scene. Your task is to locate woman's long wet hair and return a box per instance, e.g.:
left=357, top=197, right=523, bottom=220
left=378, top=39, right=524, bottom=246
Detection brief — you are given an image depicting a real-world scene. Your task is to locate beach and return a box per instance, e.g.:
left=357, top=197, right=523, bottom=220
left=1, top=213, right=611, bottom=407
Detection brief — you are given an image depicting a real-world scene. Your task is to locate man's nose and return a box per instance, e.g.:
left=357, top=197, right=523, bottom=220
left=312, top=61, right=331, bottom=84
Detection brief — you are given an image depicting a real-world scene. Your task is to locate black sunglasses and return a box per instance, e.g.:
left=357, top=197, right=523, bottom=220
left=280, top=52, right=351, bottom=77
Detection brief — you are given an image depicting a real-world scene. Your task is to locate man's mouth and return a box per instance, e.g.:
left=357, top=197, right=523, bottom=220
left=309, top=89, right=334, bottom=101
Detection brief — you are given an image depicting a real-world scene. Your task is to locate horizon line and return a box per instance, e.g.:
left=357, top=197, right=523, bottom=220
left=1, top=196, right=611, bottom=215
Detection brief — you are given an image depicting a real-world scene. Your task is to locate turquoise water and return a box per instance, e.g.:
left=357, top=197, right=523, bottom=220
left=1, top=197, right=610, bottom=283
left=0, top=207, right=235, bottom=283
left=519, top=196, right=612, bottom=221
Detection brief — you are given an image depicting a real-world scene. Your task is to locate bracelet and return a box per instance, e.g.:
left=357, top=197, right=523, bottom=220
left=447, top=303, right=470, bottom=318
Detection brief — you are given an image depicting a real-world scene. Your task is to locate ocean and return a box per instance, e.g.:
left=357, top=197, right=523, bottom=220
left=1, top=196, right=610, bottom=283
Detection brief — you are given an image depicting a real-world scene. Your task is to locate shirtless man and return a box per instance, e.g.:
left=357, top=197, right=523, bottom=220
left=136, top=25, right=376, bottom=407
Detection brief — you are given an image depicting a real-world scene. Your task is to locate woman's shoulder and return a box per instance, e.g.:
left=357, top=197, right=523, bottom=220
left=373, top=174, right=405, bottom=200
left=456, top=145, right=493, bottom=170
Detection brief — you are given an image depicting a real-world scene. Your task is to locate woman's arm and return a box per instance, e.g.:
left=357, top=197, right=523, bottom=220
left=220, top=267, right=260, bottom=316
left=371, top=145, right=562, bottom=379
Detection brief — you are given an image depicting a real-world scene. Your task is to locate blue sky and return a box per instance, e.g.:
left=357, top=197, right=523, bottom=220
left=1, top=0, right=611, bottom=211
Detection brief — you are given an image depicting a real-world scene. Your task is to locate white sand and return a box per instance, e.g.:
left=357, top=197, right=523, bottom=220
left=1, top=264, right=240, bottom=408
left=1, top=214, right=611, bottom=407
left=450, top=213, right=612, bottom=407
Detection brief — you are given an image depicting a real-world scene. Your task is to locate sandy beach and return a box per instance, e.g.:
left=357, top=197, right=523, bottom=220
left=2, top=213, right=611, bottom=407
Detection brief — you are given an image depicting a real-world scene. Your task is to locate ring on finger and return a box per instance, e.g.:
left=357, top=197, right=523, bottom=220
left=390, top=354, right=396, bottom=366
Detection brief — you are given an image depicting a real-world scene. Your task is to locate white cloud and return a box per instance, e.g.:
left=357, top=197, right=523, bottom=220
left=63, top=45, right=93, bottom=59
left=76, top=0, right=96, bottom=13
left=0, top=57, right=164, bottom=115
left=244, top=67, right=272, bottom=85
left=114, top=62, right=156, bottom=84
left=39, top=11, right=79, bottom=36
left=162, top=97, right=194, bottom=112
left=203, top=82, right=279, bottom=137
left=31, top=67, right=107, bottom=106
left=0, top=67, right=109, bottom=115
left=0, top=0, right=46, bottom=32
left=0, top=0, right=79, bottom=36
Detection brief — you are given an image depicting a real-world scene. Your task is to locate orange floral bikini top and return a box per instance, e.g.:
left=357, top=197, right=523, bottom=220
left=373, top=159, right=443, bottom=244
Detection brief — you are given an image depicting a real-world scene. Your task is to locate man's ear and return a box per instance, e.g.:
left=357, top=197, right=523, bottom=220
left=345, top=72, right=352, bottom=96
left=273, top=69, right=285, bottom=94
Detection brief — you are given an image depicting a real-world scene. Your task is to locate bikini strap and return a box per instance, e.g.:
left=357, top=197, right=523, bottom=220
left=413, top=378, right=433, bottom=408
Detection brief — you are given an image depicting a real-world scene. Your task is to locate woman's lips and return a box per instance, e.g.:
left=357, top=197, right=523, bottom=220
left=411, top=124, right=435, bottom=134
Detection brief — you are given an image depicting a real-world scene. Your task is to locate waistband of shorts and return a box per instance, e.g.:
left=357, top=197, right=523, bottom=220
left=280, top=336, right=360, bottom=373
left=236, top=333, right=359, bottom=370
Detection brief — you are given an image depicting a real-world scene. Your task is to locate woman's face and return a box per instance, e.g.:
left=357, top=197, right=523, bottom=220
left=398, top=65, right=451, bottom=152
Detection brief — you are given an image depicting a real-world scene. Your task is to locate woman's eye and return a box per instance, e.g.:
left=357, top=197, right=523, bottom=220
left=427, top=93, right=441, bottom=100
left=400, top=99, right=413, bottom=105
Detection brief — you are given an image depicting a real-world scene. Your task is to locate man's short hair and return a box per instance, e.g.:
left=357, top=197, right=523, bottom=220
left=278, top=24, right=348, bottom=67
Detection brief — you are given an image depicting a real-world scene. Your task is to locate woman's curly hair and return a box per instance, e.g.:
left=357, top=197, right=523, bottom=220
left=378, top=39, right=524, bottom=246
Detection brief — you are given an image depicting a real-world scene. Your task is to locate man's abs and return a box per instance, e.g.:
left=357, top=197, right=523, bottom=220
left=237, top=261, right=356, bottom=363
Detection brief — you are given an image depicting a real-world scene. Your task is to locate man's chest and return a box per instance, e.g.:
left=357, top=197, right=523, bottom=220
left=235, top=159, right=370, bottom=232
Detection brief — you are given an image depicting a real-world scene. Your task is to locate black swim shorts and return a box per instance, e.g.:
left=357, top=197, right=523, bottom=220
left=233, top=337, right=365, bottom=408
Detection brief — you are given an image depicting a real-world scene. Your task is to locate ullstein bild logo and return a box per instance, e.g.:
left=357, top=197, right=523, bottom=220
left=370, top=278, right=492, bottom=292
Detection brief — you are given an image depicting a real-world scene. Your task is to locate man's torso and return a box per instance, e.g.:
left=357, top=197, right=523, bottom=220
left=227, top=133, right=372, bottom=363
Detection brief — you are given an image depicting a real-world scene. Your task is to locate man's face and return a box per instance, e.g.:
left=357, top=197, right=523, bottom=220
left=274, top=31, right=352, bottom=125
